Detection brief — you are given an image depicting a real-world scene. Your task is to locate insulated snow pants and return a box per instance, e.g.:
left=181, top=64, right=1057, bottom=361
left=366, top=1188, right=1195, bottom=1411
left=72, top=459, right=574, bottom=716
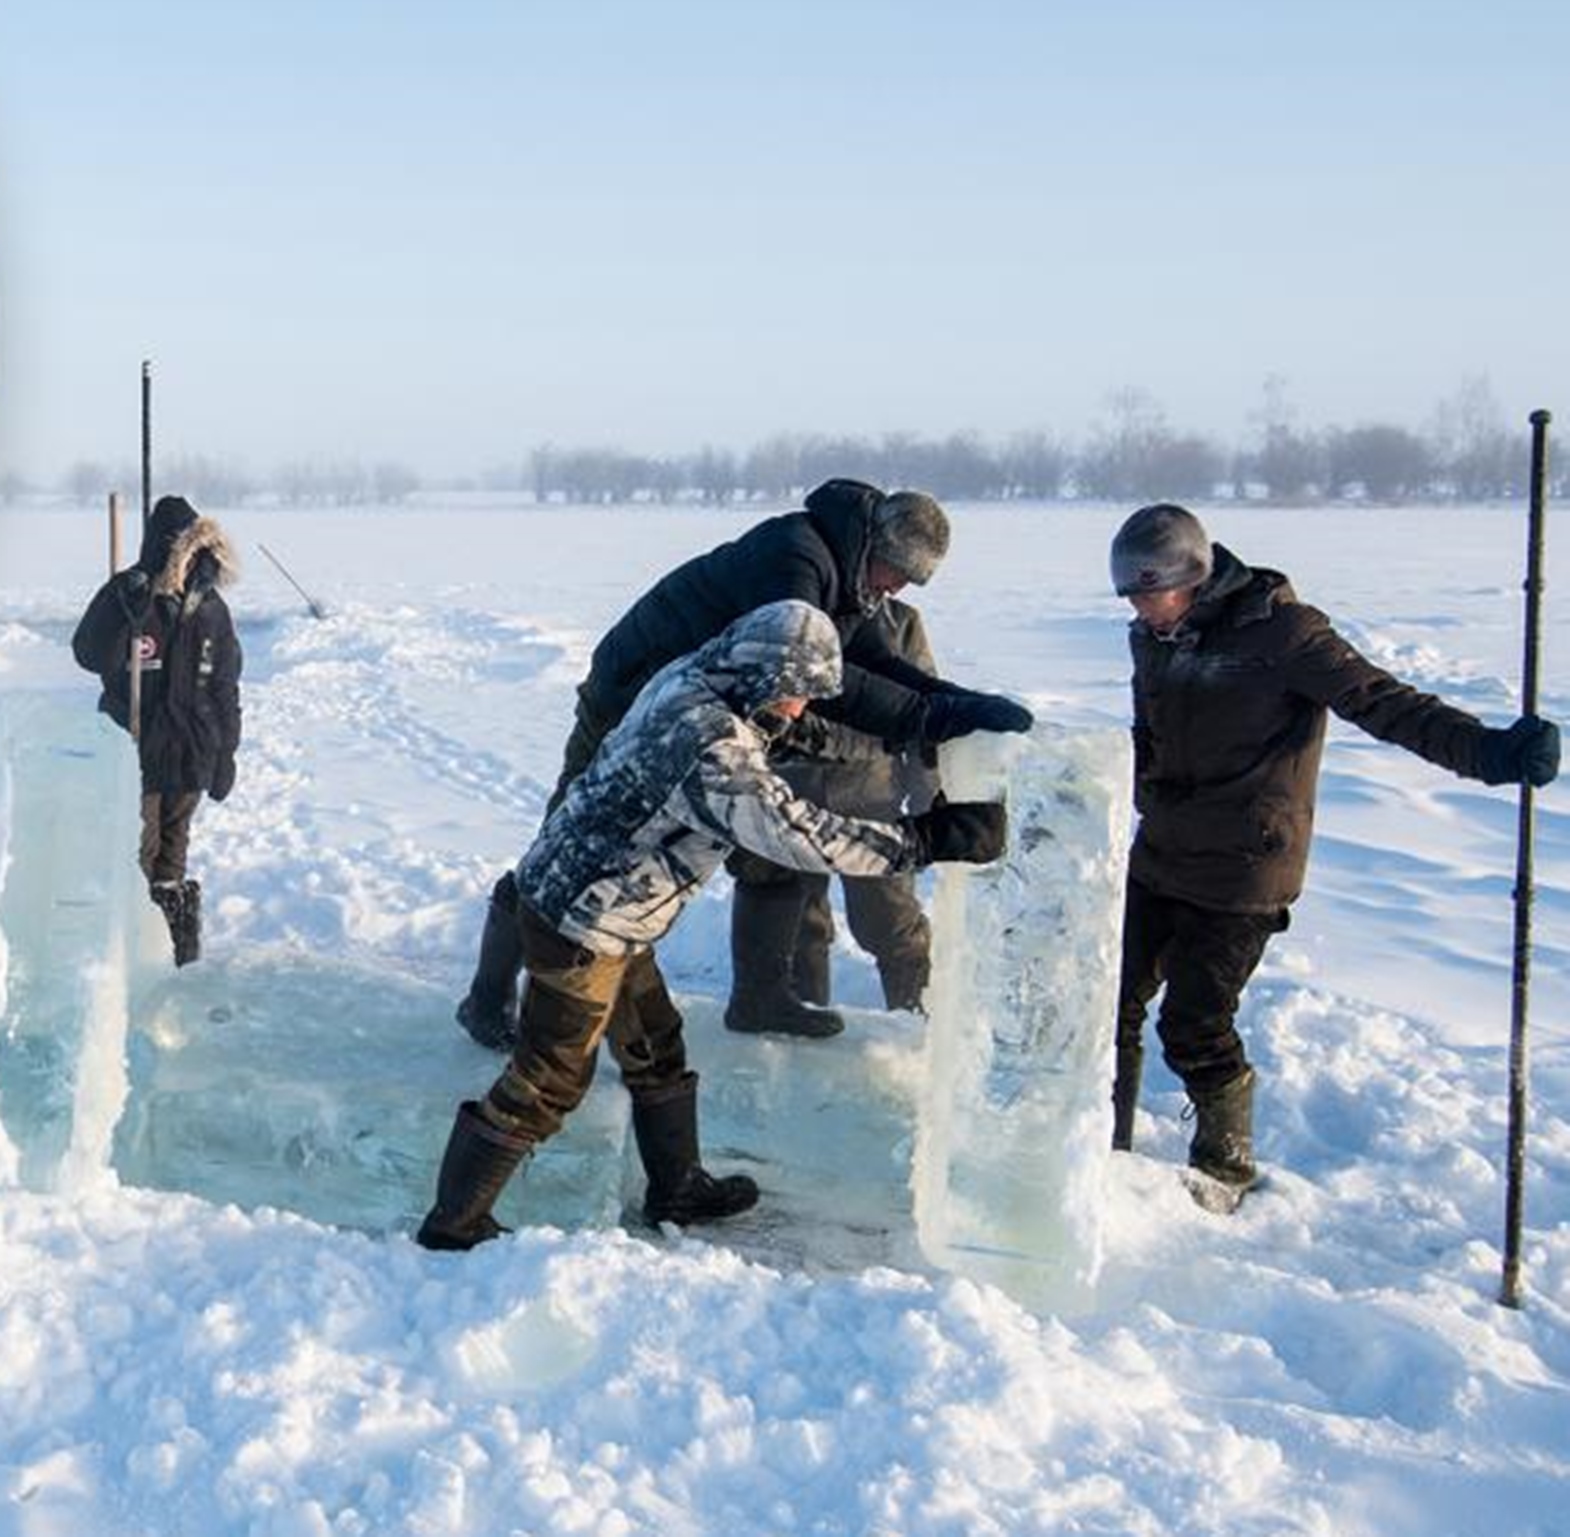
left=139, top=790, right=202, bottom=886
left=480, top=902, right=687, bottom=1145
left=1115, top=878, right=1288, bottom=1096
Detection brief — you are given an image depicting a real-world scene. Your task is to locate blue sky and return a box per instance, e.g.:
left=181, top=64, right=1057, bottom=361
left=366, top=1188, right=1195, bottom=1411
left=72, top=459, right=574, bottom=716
left=1, top=0, right=1565, bottom=479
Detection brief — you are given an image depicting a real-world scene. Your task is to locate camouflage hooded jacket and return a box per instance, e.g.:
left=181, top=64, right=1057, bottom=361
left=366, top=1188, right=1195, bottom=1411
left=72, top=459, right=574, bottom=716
left=72, top=499, right=243, bottom=795
left=518, top=600, right=916, bottom=955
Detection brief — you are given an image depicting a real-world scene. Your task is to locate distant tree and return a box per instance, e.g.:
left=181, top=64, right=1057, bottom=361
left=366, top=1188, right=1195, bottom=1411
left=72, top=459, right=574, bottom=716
left=163, top=452, right=256, bottom=508
left=686, top=445, right=738, bottom=505
left=1247, top=374, right=1321, bottom=502
left=1428, top=375, right=1512, bottom=500
left=1145, top=433, right=1226, bottom=502
left=372, top=461, right=421, bottom=504
left=64, top=460, right=113, bottom=505
left=999, top=430, right=1067, bottom=500
left=1076, top=389, right=1222, bottom=503
left=742, top=435, right=806, bottom=501
left=0, top=468, right=31, bottom=505
left=1324, top=424, right=1433, bottom=503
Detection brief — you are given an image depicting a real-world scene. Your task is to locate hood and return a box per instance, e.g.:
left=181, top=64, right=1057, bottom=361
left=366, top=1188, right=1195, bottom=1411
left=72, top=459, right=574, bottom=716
left=803, top=478, right=885, bottom=615
left=690, top=599, right=843, bottom=716
left=152, top=514, right=241, bottom=598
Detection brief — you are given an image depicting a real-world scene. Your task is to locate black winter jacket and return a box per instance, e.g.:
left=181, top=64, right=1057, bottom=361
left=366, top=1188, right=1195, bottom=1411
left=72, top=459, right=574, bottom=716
left=72, top=506, right=242, bottom=796
left=582, top=480, right=943, bottom=743
left=1129, top=544, right=1493, bottom=913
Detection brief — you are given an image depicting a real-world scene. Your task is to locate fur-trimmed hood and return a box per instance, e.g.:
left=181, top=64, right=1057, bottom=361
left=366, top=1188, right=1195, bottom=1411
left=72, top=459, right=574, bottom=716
left=151, top=515, right=240, bottom=598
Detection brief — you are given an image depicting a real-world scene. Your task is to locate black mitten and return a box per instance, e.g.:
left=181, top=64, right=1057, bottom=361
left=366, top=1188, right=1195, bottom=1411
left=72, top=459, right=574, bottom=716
left=1478, top=716, right=1561, bottom=788
left=116, top=569, right=153, bottom=624
left=902, top=801, right=1008, bottom=866
left=210, top=753, right=237, bottom=803
left=921, top=689, right=1034, bottom=743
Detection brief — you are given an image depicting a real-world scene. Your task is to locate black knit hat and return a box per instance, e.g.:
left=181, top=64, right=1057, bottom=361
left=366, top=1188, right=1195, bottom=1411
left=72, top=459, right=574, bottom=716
left=1110, top=503, right=1213, bottom=596
left=871, top=491, right=950, bottom=585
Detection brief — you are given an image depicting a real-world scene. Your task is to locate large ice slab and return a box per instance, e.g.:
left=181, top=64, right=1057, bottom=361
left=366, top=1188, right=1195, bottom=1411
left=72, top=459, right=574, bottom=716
left=0, top=690, right=143, bottom=1190
left=914, top=721, right=1132, bottom=1313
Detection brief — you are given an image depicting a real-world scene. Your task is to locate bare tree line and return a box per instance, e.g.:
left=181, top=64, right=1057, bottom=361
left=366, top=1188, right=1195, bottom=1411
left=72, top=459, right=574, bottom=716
left=9, top=375, right=1560, bottom=509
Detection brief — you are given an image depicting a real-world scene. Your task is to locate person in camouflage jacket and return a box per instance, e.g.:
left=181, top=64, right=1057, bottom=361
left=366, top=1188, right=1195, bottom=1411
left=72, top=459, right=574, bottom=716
left=418, top=600, right=1008, bottom=1252
left=1109, top=503, right=1560, bottom=1197
left=456, top=477, right=1032, bottom=1049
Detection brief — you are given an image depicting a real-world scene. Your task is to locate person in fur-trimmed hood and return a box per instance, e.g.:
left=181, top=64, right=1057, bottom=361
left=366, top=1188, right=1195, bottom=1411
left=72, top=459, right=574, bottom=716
left=456, top=477, right=1034, bottom=1048
left=417, top=600, right=1008, bottom=1252
left=1108, top=503, right=1560, bottom=1201
left=72, top=494, right=243, bottom=966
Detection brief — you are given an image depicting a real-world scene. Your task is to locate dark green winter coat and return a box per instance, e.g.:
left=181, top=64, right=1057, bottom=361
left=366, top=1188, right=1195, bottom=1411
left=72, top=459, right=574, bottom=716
left=1128, top=544, right=1493, bottom=913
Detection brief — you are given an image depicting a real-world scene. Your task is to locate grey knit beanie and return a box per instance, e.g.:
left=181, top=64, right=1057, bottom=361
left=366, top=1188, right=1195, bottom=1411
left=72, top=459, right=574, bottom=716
left=1110, top=503, right=1213, bottom=596
left=871, top=491, right=951, bottom=585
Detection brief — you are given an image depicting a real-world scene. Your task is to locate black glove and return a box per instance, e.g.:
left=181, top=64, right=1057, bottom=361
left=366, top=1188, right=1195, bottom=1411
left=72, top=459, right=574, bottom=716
left=210, top=753, right=237, bottom=803
left=902, top=800, right=1008, bottom=866
left=921, top=688, right=1035, bottom=743
left=116, top=569, right=153, bottom=624
left=781, top=710, right=830, bottom=758
left=1478, top=716, right=1561, bottom=788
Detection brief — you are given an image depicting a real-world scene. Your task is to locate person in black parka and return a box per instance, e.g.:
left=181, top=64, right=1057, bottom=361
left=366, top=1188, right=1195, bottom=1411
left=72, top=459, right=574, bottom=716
left=72, top=494, right=242, bottom=966
left=456, top=477, right=1034, bottom=1048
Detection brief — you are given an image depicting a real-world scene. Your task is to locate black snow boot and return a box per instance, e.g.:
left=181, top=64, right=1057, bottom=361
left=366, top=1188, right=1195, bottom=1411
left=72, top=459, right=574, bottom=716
left=725, top=881, right=844, bottom=1038
left=633, top=1072, right=759, bottom=1226
left=456, top=871, right=525, bottom=1050
left=175, top=878, right=202, bottom=967
left=1111, top=1045, right=1142, bottom=1152
left=149, top=881, right=196, bottom=967
left=416, top=1101, right=534, bottom=1252
left=1186, top=1067, right=1258, bottom=1189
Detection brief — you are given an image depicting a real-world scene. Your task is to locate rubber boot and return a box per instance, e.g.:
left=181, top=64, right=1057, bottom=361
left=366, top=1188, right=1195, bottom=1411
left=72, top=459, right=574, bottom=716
left=175, top=878, right=202, bottom=967
left=1111, top=1045, right=1142, bottom=1152
left=633, top=1072, right=759, bottom=1226
left=416, top=1101, right=534, bottom=1251
left=792, top=887, right=834, bottom=1007
left=1186, top=1067, right=1257, bottom=1188
left=456, top=872, right=525, bottom=1050
left=725, top=881, right=844, bottom=1038
left=878, top=955, right=930, bottom=1015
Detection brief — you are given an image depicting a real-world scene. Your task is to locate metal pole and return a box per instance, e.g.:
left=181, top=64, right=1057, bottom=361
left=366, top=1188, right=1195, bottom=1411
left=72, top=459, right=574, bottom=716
left=140, top=358, right=153, bottom=523
left=1500, top=408, right=1550, bottom=1309
left=108, top=489, right=123, bottom=575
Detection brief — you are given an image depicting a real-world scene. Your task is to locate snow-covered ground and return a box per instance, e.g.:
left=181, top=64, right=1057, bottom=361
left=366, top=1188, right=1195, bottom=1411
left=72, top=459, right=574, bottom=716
left=1, top=498, right=1567, bottom=1536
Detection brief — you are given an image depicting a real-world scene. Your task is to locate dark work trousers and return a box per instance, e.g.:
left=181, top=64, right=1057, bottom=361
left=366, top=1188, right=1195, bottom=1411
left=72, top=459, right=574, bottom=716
left=798, top=871, right=931, bottom=1009
left=139, top=791, right=203, bottom=886
left=1116, top=877, right=1288, bottom=1095
left=482, top=903, right=688, bottom=1145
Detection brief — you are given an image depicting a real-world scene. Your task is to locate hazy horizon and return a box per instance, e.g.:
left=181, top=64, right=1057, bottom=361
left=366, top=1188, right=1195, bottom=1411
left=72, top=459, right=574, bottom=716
left=2, top=1, right=1565, bottom=481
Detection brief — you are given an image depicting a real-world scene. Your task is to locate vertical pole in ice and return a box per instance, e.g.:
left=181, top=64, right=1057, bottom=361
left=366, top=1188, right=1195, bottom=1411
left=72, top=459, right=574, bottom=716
left=912, top=722, right=1131, bottom=1314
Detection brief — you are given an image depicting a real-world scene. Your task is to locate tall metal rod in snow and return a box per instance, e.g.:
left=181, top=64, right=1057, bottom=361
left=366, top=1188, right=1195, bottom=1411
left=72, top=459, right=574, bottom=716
left=1500, top=408, right=1550, bottom=1310
left=140, top=358, right=152, bottom=524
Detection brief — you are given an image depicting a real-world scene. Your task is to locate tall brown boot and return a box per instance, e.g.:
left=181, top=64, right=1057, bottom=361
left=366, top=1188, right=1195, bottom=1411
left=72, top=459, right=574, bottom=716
left=416, top=1101, right=534, bottom=1251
